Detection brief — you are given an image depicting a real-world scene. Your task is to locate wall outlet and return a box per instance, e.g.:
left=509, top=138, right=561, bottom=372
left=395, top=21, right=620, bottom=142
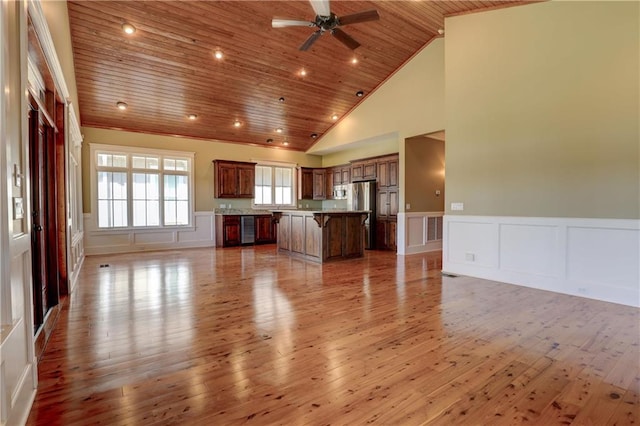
left=451, top=202, right=464, bottom=211
left=465, top=252, right=475, bottom=261
left=406, top=203, right=411, bottom=210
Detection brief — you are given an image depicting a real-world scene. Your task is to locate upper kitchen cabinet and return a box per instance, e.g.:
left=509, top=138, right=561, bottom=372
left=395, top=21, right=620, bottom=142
left=377, top=154, right=399, bottom=188
left=213, top=160, right=256, bottom=198
left=351, top=159, right=377, bottom=181
left=298, top=167, right=326, bottom=200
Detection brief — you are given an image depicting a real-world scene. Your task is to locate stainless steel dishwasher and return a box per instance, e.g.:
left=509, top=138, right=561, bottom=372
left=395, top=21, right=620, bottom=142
left=240, top=216, right=255, bottom=245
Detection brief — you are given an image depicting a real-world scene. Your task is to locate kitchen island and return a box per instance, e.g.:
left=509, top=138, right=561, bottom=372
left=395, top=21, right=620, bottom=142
left=272, top=210, right=369, bottom=263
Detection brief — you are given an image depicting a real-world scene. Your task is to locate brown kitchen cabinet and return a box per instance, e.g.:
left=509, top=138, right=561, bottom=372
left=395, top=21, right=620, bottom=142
left=255, top=215, right=276, bottom=244
left=351, top=160, right=376, bottom=181
left=376, top=219, right=397, bottom=251
left=298, top=167, right=326, bottom=200
left=215, top=215, right=241, bottom=247
left=213, top=160, right=256, bottom=198
left=377, top=155, right=399, bottom=188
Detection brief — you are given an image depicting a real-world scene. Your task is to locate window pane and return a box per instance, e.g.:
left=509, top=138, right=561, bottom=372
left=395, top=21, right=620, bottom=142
left=164, top=158, right=176, bottom=170
left=164, top=175, right=176, bottom=200
left=98, top=200, right=110, bottom=227
left=176, top=201, right=189, bottom=225
left=113, top=172, right=127, bottom=199
left=164, top=201, right=176, bottom=225
left=175, top=160, right=188, bottom=171
left=148, top=201, right=160, bottom=226
left=133, top=200, right=146, bottom=226
left=97, top=153, right=111, bottom=167
left=132, top=156, right=146, bottom=169
left=148, top=174, right=159, bottom=199
left=133, top=173, right=146, bottom=198
left=113, top=155, right=127, bottom=168
left=113, top=200, right=128, bottom=227
left=176, top=175, right=188, bottom=200
left=146, top=157, right=159, bottom=169
left=98, top=171, right=110, bottom=198
left=262, top=187, right=272, bottom=205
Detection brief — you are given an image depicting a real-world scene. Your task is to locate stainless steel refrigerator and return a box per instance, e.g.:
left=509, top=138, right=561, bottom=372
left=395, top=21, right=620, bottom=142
left=347, top=181, right=376, bottom=249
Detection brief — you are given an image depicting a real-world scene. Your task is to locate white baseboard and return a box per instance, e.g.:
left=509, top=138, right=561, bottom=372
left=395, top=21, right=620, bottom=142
left=443, top=215, right=640, bottom=307
left=84, top=211, right=216, bottom=255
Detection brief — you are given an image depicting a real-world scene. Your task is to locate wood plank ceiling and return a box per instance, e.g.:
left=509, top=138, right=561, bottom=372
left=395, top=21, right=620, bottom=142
left=68, top=0, right=530, bottom=152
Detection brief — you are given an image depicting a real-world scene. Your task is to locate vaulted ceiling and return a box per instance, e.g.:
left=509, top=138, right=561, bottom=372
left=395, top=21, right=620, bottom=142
left=67, top=0, right=530, bottom=152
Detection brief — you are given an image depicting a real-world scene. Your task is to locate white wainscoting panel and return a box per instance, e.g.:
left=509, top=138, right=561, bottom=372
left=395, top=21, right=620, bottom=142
left=443, top=215, right=640, bottom=307
left=84, top=211, right=215, bottom=255
left=397, top=212, right=443, bottom=255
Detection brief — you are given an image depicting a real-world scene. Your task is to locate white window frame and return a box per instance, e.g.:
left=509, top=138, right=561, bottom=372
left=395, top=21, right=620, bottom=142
left=251, top=160, right=297, bottom=209
left=90, top=143, right=195, bottom=231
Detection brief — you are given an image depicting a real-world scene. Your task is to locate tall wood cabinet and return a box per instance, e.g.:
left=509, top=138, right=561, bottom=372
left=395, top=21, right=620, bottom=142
left=374, top=154, right=399, bottom=251
left=213, top=160, right=256, bottom=198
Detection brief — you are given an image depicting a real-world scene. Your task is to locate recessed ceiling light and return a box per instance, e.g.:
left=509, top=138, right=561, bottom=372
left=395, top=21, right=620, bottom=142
left=331, top=114, right=339, bottom=121
left=279, top=97, right=285, bottom=102
left=116, top=101, right=128, bottom=110
left=356, top=90, right=364, bottom=97
left=122, top=23, right=136, bottom=35
left=187, top=114, right=197, bottom=120
left=214, top=50, right=224, bottom=60
left=266, top=138, right=273, bottom=143
left=299, top=68, right=307, bottom=77
left=275, top=128, right=283, bottom=133
left=283, top=141, right=289, bottom=146
left=233, top=120, right=241, bottom=127
left=310, top=133, right=318, bottom=139
left=351, top=57, right=358, bottom=65
left=437, top=28, right=444, bottom=35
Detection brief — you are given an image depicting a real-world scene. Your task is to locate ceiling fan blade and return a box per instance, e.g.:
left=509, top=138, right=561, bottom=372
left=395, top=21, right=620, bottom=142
left=299, top=30, right=323, bottom=51
left=272, top=18, right=315, bottom=28
left=338, top=10, right=380, bottom=26
left=331, top=28, right=360, bottom=50
left=309, top=0, right=331, bottom=17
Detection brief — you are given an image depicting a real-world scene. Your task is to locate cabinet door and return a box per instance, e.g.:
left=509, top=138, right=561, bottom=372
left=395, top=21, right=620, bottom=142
left=333, top=168, right=342, bottom=185
left=312, top=169, right=326, bottom=200
left=351, top=163, right=364, bottom=181
left=388, top=158, right=398, bottom=187
left=376, top=220, right=388, bottom=250
left=363, top=162, right=377, bottom=180
left=237, top=164, right=255, bottom=198
left=388, top=220, right=397, bottom=251
left=216, top=164, right=238, bottom=198
left=389, top=189, right=399, bottom=217
left=255, top=215, right=274, bottom=243
left=377, top=161, right=389, bottom=187
left=326, top=169, right=335, bottom=200
left=378, top=190, right=389, bottom=218
left=298, top=168, right=314, bottom=200
left=223, top=216, right=241, bottom=246
left=341, top=167, right=350, bottom=184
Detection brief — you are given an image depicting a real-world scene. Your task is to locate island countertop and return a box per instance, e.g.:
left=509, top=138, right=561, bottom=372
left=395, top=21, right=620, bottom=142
left=272, top=210, right=369, bottom=263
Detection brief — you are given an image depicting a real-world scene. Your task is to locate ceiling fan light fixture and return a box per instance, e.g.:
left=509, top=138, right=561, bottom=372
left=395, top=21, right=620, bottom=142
left=122, top=23, right=136, bottom=35
left=116, top=101, right=128, bottom=110
left=187, top=114, right=198, bottom=120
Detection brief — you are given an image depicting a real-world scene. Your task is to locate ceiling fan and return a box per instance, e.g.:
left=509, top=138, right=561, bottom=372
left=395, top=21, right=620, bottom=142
left=272, top=0, right=380, bottom=51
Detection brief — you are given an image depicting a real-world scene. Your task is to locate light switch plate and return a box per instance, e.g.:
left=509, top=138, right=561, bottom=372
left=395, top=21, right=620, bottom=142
left=451, top=202, right=464, bottom=211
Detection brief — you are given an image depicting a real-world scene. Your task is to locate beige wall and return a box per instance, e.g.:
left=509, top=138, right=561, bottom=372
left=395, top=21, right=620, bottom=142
left=81, top=127, right=323, bottom=213
left=41, top=0, right=80, bottom=123
left=405, top=136, right=445, bottom=212
left=445, top=1, right=639, bottom=219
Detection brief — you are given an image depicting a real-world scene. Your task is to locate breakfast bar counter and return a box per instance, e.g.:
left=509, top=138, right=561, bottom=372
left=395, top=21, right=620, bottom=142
left=272, top=210, right=369, bottom=263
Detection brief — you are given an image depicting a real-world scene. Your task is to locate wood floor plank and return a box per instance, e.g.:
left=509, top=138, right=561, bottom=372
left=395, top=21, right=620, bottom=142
left=26, top=246, right=640, bottom=425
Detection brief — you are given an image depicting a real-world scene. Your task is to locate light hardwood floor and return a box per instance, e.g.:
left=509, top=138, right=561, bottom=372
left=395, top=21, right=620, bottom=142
left=27, top=246, right=639, bottom=425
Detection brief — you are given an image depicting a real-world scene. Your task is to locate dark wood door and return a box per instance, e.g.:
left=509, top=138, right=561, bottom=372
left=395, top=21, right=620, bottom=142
left=237, top=164, right=255, bottom=198
left=29, top=105, right=47, bottom=329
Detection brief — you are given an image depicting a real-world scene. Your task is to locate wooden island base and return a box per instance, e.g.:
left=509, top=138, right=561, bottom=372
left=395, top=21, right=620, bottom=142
left=273, top=210, right=368, bottom=263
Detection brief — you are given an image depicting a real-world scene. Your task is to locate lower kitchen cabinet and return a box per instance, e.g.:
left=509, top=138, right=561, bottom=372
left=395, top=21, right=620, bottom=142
left=215, top=214, right=276, bottom=247
left=376, top=218, right=397, bottom=251
left=255, top=215, right=276, bottom=244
